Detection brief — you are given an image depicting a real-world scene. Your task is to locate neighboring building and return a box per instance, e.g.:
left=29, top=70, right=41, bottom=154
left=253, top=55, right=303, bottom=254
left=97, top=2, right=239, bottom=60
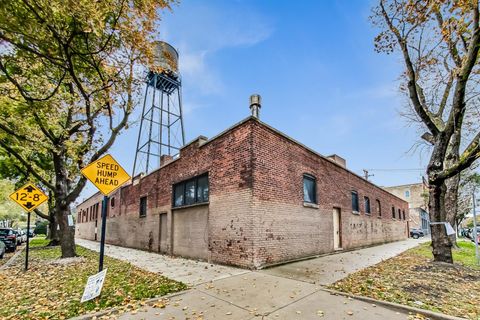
left=76, top=100, right=409, bottom=269
left=384, top=182, right=429, bottom=234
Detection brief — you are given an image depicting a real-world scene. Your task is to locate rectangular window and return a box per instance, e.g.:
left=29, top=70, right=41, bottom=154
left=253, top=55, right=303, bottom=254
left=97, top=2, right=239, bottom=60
left=303, top=175, right=317, bottom=204
left=174, top=184, right=184, bottom=207
left=173, top=174, right=209, bottom=207
left=197, top=175, right=209, bottom=203
left=364, top=197, right=371, bottom=214
left=139, top=196, right=147, bottom=217
left=398, top=209, right=401, bottom=220
left=402, top=210, right=405, bottom=220
left=376, top=199, right=381, bottom=217
left=351, top=191, right=359, bottom=212
left=185, top=180, right=196, bottom=205
left=392, top=206, right=395, bottom=219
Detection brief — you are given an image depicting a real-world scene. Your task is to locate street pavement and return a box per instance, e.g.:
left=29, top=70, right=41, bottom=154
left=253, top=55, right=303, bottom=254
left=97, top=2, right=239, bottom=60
left=76, top=237, right=429, bottom=319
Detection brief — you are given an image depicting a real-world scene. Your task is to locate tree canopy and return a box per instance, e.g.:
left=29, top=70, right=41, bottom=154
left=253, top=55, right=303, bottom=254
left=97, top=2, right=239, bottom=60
left=0, top=0, right=174, bottom=257
left=373, top=0, right=480, bottom=262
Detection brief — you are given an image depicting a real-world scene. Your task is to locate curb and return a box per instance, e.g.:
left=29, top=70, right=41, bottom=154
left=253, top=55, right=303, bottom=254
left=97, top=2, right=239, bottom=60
left=69, top=289, right=191, bottom=320
left=321, top=288, right=466, bottom=320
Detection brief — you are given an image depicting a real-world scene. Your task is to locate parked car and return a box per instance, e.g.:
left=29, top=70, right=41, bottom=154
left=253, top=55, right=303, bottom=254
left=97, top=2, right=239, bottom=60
left=0, top=241, right=5, bottom=259
left=12, top=230, right=22, bottom=245
left=27, top=229, right=35, bottom=238
left=19, top=229, right=27, bottom=243
left=467, top=227, right=480, bottom=240
left=461, top=228, right=471, bottom=238
left=471, top=233, right=480, bottom=244
left=410, top=228, right=425, bottom=239
left=0, top=228, right=17, bottom=252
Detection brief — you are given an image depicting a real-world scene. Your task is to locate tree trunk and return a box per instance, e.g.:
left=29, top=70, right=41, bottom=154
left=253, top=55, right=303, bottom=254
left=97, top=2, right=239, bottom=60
left=444, top=129, right=461, bottom=247
left=47, top=214, right=60, bottom=246
left=445, top=174, right=459, bottom=247
left=56, top=202, right=76, bottom=258
left=53, top=153, right=76, bottom=258
left=428, top=182, right=453, bottom=263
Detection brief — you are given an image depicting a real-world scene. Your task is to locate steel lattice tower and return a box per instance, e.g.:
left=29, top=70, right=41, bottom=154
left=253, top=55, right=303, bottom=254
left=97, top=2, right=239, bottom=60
left=133, top=41, right=185, bottom=176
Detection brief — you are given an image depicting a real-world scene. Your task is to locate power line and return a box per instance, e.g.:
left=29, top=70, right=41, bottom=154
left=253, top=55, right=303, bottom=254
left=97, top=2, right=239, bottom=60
left=363, top=168, right=426, bottom=172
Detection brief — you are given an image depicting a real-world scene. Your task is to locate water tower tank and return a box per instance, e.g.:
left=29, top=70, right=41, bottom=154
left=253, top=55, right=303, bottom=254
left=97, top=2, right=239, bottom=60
left=151, top=41, right=179, bottom=77
left=133, top=40, right=185, bottom=177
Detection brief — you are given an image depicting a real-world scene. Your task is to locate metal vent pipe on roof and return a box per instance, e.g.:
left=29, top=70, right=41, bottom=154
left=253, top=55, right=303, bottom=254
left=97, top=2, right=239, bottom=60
left=250, top=94, right=261, bottom=119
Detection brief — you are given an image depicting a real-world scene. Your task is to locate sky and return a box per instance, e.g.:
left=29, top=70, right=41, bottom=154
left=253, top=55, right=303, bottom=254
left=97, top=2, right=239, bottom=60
left=80, top=0, right=431, bottom=201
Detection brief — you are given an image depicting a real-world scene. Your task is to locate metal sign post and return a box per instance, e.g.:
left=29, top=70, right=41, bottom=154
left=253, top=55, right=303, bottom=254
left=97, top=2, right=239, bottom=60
left=98, top=196, right=108, bottom=272
left=25, top=211, right=31, bottom=271
left=473, top=189, right=479, bottom=265
left=80, top=154, right=130, bottom=273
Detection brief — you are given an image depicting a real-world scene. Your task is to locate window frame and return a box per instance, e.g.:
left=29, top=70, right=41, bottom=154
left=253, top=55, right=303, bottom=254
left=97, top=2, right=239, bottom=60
left=364, top=196, right=371, bottom=215
left=376, top=199, right=381, bottom=218
left=172, top=173, right=209, bottom=208
left=139, top=196, right=147, bottom=218
left=392, top=206, right=396, bottom=219
left=303, top=174, right=317, bottom=204
left=351, top=191, right=359, bottom=213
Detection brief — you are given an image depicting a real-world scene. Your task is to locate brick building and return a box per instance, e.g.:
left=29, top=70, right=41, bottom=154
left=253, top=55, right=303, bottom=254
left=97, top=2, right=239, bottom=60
left=76, top=100, right=409, bottom=269
left=384, top=182, right=430, bottom=234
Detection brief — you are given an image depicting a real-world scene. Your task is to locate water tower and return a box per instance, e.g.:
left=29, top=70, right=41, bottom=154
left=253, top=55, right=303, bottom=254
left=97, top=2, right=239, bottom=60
left=133, top=41, right=185, bottom=176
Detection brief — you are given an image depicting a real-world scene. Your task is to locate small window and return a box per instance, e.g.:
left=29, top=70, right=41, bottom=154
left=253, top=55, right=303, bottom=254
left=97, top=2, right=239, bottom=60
left=139, top=196, right=147, bottom=217
left=303, top=175, right=317, bottom=204
left=364, top=197, right=371, bottom=214
left=351, top=191, right=359, bottom=212
left=110, top=197, right=115, bottom=208
left=398, top=209, right=401, bottom=220
left=376, top=199, right=381, bottom=217
left=173, top=174, right=209, bottom=207
left=402, top=210, right=406, bottom=220
left=405, top=190, right=410, bottom=198
left=392, top=206, right=395, bottom=219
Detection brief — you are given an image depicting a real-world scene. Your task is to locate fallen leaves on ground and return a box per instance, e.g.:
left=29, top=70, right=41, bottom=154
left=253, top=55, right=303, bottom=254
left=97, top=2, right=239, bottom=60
left=0, top=243, right=187, bottom=320
left=0, top=250, right=16, bottom=267
left=330, top=242, right=480, bottom=319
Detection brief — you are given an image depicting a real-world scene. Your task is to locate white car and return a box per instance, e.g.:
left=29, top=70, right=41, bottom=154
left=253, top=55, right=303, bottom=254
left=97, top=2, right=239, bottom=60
left=20, top=230, right=27, bottom=243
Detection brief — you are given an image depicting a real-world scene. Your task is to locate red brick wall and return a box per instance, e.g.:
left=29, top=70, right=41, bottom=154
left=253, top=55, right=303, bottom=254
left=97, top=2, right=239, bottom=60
left=76, top=119, right=256, bottom=267
left=250, top=121, right=409, bottom=266
left=76, top=117, right=409, bottom=269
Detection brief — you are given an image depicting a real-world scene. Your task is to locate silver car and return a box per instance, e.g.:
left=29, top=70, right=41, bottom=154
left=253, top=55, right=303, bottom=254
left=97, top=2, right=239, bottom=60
left=0, top=241, right=5, bottom=259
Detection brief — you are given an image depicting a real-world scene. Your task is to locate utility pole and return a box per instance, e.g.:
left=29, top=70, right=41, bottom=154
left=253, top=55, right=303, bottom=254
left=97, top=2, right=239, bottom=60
left=363, top=169, right=374, bottom=181
left=473, top=188, right=479, bottom=265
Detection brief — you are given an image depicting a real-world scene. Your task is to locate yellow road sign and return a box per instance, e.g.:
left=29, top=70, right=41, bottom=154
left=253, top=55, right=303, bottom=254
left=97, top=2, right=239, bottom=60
left=81, top=154, right=131, bottom=196
left=9, top=183, right=48, bottom=212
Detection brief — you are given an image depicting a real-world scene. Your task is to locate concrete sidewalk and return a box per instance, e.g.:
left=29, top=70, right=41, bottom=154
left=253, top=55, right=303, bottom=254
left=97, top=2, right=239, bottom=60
left=261, top=237, right=430, bottom=285
left=76, top=238, right=431, bottom=319
left=76, top=239, right=248, bottom=285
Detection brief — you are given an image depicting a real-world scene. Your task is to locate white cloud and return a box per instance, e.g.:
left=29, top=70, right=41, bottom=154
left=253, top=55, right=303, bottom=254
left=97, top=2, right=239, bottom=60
left=159, top=2, right=274, bottom=95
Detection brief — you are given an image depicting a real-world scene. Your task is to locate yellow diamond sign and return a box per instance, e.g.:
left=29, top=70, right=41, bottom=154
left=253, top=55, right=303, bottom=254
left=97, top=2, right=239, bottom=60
left=81, top=154, right=131, bottom=196
left=10, top=183, right=49, bottom=212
